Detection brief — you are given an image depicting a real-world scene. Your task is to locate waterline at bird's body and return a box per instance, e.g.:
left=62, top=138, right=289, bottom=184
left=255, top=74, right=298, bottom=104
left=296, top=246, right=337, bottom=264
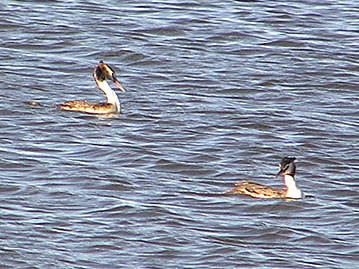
left=60, top=61, right=126, bottom=114
left=225, top=157, right=303, bottom=199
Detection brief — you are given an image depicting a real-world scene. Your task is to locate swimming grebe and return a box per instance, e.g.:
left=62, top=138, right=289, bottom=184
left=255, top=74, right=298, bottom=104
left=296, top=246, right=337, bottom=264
left=225, top=157, right=303, bottom=199
left=60, top=61, right=126, bottom=114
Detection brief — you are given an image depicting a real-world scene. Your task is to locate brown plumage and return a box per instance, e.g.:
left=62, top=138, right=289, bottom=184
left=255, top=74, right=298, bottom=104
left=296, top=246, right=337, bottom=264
left=60, top=101, right=116, bottom=114
left=60, top=61, right=125, bottom=114
left=224, top=157, right=302, bottom=199
left=224, top=180, right=286, bottom=198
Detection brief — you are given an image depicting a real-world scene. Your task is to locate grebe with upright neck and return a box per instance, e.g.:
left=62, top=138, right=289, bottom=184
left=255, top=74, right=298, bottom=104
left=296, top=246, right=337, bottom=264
left=60, top=61, right=126, bottom=114
left=225, top=157, right=303, bottom=199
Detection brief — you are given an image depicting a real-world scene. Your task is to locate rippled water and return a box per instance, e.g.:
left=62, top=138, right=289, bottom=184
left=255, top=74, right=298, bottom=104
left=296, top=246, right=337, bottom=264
left=1, top=0, right=359, bottom=268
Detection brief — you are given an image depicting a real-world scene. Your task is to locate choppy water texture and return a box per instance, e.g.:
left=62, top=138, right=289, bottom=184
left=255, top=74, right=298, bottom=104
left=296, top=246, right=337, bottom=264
left=1, top=0, right=359, bottom=268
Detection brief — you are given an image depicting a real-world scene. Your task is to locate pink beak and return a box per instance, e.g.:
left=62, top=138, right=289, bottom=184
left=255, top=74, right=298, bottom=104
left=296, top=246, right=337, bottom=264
left=114, top=80, right=126, bottom=93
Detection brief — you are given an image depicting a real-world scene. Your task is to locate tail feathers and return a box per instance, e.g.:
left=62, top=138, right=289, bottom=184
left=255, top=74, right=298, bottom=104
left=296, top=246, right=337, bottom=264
left=223, top=180, right=248, bottom=195
left=26, top=101, right=58, bottom=109
left=26, top=101, right=43, bottom=107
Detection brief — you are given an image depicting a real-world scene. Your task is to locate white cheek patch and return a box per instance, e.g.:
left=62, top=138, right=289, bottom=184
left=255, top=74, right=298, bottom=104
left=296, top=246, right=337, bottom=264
left=102, top=65, right=113, bottom=77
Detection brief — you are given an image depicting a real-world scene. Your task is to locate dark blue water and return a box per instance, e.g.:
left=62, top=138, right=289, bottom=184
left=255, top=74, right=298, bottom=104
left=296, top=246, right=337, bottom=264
left=1, top=0, right=359, bottom=268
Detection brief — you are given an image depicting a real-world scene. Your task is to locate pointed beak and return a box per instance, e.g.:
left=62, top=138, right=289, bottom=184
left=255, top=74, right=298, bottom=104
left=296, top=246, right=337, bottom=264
left=276, top=168, right=285, bottom=178
left=114, top=80, right=126, bottom=93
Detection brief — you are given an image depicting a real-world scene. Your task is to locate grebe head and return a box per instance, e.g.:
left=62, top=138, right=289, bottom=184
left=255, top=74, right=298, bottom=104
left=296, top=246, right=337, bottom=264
left=276, top=157, right=296, bottom=177
left=94, top=60, right=126, bottom=93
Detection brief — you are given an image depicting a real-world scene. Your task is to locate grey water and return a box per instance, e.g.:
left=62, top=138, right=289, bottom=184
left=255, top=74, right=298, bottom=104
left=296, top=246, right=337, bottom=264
left=1, top=0, right=359, bottom=268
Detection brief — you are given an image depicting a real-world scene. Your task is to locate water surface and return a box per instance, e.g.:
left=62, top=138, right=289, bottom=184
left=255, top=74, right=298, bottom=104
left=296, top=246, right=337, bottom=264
left=1, top=0, right=359, bottom=268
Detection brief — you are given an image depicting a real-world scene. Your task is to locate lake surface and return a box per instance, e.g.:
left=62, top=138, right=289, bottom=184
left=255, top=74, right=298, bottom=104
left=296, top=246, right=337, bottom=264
left=1, top=0, right=359, bottom=268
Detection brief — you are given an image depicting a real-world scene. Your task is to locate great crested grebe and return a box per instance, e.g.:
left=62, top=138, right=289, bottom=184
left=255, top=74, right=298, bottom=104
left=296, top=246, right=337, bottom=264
left=60, top=61, right=126, bottom=114
left=225, top=157, right=303, bottom=199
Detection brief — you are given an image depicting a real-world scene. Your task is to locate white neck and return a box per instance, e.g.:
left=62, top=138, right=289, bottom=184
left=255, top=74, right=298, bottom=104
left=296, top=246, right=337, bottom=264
left=284, top=175, right=302, bottom=199
left=96, top=80, right=120, bottom=111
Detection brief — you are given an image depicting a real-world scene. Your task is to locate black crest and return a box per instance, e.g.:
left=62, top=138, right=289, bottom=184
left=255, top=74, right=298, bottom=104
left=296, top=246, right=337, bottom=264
left=280, top=157, right=296, bottom=168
